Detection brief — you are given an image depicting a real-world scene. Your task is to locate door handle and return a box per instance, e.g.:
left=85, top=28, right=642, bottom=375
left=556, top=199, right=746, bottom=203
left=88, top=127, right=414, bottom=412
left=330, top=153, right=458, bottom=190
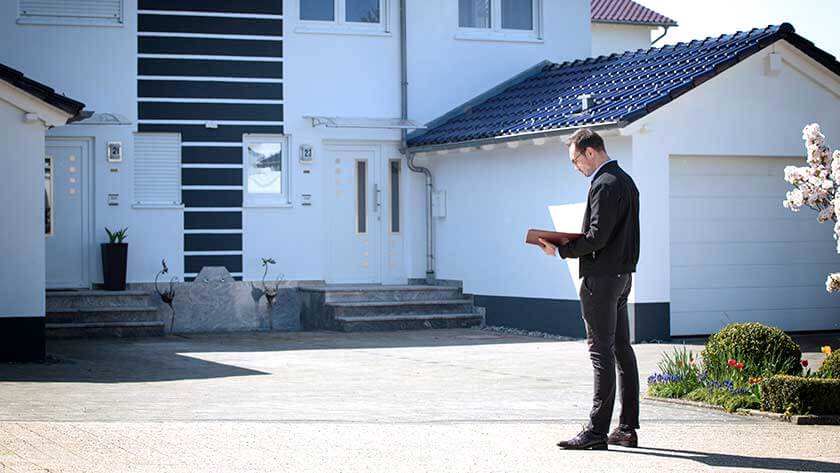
left=373, top=184, right=382, bottom=213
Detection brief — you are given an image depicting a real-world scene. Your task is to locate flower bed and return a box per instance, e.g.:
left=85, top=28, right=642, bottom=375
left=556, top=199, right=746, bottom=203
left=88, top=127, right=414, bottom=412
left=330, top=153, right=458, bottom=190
left=647, top=323, right=838, bottom=417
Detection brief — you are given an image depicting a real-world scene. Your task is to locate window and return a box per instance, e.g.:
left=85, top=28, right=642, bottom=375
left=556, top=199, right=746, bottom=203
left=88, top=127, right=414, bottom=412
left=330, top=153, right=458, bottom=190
left=356, top=160, right=367, bottom=233
left=45, top=157, right=54, bottom=236
left=134, top=133, right=182, bottom=207
left=457, top=0, right=542, bottom=41
left=244, top=135, right=291, bottom=206
left=18, top=0, right=123, bottom=26
left=389, top=160, right=400, bottom=233
left=298, top=0, right=388, bottom=34
left=459, top=0, right=490, bottom=28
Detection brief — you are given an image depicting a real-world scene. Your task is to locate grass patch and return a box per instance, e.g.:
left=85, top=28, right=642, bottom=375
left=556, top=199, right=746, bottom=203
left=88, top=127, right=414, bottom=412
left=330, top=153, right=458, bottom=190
left=683, top=387, right=760, bottom=413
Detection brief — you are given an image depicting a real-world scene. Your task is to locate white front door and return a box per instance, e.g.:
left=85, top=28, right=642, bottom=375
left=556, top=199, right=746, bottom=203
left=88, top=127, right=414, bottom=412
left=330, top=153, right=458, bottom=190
left=45, top=139, right=92, bottom=289
left=326, top=143, right=382, bottom=283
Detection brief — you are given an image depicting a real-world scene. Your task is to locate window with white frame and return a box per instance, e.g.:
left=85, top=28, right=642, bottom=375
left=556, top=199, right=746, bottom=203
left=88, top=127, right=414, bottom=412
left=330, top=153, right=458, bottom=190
left=298, top=0, right=389, bottom=33
left=18, top=0, right=123, bottom=26
left=458, top=0, right=542, bottom=41
left=134, top=133, right=182, bottom=207
left=244, top=135, right=291, bottom=206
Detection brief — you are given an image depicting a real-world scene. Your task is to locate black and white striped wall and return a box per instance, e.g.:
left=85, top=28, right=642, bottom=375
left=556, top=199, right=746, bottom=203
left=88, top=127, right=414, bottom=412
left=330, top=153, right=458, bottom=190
left=137, top=0, right=284, bottom=281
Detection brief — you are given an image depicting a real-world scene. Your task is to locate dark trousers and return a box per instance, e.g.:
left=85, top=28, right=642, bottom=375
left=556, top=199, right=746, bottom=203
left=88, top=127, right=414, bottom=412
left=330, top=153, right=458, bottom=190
left=579, top=272, right=639, bottom=434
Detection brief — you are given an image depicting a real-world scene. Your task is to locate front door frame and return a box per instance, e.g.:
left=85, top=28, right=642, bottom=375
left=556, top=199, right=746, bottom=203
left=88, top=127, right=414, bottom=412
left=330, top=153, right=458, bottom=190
left=324, top=139, right=396, bottom=284
left=45, top=136, right=95, bottom=289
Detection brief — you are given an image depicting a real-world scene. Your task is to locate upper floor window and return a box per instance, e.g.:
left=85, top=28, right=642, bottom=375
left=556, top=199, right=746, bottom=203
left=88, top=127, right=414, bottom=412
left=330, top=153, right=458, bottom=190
left=458, top=0, right=542, bottom=42
left=18, top=0, right=123, bottom=27
left=298, top=0, right=389, bottom=35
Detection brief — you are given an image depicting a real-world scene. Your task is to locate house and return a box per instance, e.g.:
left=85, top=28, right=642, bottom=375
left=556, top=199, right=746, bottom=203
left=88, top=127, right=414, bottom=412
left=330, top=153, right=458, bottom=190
left=0, top=64, right=84, bottom=361
left=1, top=1, right=838, bottom=360
left=590, top=0, right=677, bottom=57
left=407, top=23, right=840, bottom=340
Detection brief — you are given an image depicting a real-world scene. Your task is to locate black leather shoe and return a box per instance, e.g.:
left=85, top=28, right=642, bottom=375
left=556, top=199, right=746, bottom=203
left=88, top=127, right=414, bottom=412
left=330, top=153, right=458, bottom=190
left=607, top=426, right=638, bottom=448
left=556, top=429, right=608, bottom=450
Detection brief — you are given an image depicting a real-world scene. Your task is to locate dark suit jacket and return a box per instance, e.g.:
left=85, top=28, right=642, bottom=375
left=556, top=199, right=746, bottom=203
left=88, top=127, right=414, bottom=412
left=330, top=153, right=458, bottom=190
left=558, top=160, right=639, bottom=276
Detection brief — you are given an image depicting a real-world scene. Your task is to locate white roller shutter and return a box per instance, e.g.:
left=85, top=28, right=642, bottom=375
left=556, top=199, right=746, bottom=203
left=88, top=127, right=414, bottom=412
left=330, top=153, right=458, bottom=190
left=18, top=0, right=123, bottom=25
left=134, top=133, right=182, bottom=206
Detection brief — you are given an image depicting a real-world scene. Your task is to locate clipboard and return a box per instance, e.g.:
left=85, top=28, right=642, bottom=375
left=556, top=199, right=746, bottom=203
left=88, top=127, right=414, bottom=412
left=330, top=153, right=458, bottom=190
left=525, top=229, right=583, bottom=247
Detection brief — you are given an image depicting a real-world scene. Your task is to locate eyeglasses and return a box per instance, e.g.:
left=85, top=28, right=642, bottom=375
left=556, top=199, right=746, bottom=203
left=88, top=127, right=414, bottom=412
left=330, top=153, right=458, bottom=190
left=571, top=151, right=585, bottom=165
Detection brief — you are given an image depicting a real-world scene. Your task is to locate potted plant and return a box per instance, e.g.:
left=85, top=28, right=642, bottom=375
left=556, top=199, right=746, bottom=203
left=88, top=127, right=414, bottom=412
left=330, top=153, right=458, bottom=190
left=102, top=227, right=128, bottom=290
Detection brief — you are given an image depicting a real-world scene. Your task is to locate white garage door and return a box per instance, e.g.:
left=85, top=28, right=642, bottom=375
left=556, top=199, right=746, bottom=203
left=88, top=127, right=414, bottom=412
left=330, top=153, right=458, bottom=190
left=670, top=156, right=840, bottom=336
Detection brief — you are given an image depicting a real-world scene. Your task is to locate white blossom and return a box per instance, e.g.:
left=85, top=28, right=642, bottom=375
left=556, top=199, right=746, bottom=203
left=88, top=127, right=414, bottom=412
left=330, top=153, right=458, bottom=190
left=785, top=189, right=804, bottom=211
left=818, top=206, right=835, bottom=222
left=803, top=123, right=825, bottom=146
left=827, top=273, right=840, bottom=293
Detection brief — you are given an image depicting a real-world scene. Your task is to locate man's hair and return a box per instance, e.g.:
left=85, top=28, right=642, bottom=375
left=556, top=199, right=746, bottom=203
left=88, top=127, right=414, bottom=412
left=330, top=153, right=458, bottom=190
left=567, top=128, right=606, bottom=152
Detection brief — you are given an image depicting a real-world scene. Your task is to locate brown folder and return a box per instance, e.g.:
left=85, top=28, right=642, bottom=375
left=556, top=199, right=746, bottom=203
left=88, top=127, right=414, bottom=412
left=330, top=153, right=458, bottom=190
left=525, top=229, right=584, bottom=247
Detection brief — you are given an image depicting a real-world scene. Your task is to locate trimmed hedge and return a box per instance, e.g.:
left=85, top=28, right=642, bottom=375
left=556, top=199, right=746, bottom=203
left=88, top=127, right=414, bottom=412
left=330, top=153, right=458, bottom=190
left=761, top=375, right=840, bottom=415
left=703, top=323, right=801, bottom=376
left=817, top=350, right=840, bottom=379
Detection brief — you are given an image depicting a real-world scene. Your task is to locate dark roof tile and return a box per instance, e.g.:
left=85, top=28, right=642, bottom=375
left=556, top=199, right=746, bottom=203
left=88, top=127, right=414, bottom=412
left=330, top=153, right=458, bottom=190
left=0, top=63, right=85, bottom=116
left=591, top=0, right=677, bottom=27
left=407, top=24, right=838, bottom=150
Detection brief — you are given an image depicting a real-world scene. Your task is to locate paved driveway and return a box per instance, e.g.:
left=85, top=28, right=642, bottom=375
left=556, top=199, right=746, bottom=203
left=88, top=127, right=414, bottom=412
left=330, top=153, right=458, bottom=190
left=0, top=329, right=837, bottom=472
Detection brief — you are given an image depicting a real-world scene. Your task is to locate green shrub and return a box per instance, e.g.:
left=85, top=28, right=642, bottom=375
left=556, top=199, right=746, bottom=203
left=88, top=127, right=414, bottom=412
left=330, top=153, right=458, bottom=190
left=703, top=323, right=801, bottom=376
left=684, top=387, right=760, bottom=413
left=817, top=350, right=840, bottom=379
left=761, top=375, right=840, bottom=415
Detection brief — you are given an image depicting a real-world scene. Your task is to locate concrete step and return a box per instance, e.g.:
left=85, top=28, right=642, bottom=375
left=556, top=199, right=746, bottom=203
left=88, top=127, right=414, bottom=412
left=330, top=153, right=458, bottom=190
left=46, top=306, right=159, bottom=324
left=45, top=321, right=165, bottom=339
left=327, top=299, right=475, bottom=318
left=46, top=290, right=154, bottom=310
left=336, top=312, right=485, bottom=332
left=300, top=285, right=464, bottom=303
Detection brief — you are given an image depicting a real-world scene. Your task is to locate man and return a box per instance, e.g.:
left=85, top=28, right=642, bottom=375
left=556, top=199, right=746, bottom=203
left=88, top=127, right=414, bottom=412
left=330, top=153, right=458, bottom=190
left=538, top=128, right=640, bottom=450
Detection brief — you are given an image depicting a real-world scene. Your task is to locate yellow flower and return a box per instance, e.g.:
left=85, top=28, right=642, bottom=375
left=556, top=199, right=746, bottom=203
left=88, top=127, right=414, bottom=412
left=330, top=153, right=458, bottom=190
left=822, top=346, right=833, bottom=355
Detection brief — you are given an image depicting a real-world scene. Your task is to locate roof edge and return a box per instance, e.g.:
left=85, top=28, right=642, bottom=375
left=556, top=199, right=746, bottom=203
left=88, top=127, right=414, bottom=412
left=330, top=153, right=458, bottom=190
left=592, top=18, right=677, bottom=27
left=0, top=63, right=85, bottom=118
left=407, top=122, right=624, bottom=154
left=616, top=22, right=840, bottom=129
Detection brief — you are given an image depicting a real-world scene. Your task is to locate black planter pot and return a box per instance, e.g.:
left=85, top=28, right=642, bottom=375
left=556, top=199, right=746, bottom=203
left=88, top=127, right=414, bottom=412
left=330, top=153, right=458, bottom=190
left=101, top=243, right=128, bottom=291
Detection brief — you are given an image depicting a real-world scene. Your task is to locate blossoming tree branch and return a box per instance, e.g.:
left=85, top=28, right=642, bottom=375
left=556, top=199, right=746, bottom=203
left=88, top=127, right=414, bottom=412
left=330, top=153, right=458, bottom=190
left=783, top=124, right=840, bottom=292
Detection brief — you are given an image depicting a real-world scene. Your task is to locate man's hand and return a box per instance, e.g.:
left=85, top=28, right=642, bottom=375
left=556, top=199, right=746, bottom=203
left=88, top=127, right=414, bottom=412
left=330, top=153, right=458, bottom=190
left=538, top=237, right=557, bottom=257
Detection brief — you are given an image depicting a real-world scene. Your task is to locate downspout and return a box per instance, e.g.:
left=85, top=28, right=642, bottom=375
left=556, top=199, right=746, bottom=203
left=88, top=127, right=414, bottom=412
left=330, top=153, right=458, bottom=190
left=399, top=0, right=435, bottom=283
left=651, top=25, right=670, bottom=45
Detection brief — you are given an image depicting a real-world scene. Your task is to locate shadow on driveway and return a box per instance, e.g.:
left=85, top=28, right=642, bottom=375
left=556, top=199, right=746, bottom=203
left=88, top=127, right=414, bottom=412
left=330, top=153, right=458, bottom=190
left=0, top=329, right=554, bottom=384
left=616, top=446, right=840, bottom=472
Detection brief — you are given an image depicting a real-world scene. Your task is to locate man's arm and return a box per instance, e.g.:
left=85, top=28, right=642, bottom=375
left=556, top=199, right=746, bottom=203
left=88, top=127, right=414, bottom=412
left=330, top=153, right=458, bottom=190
left=558, top=183, right=621, bottom=259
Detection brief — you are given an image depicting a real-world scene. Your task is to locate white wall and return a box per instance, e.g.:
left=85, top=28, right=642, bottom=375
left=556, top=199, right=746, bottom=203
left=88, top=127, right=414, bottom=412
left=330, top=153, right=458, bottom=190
left=418, top=135, right=633, bottom=299
left=0, top=100, right=47, bottom=317
left=408, top=0, right=591, bottom=124
left=0, top=0, right=593, bottom=284
left=590, top=23, right=654, bottom=57
left=628, top=41, right=840, bottom=305
left=277, top=0, right=592, bottom=282
left=0, top=0, right=184, bottom=283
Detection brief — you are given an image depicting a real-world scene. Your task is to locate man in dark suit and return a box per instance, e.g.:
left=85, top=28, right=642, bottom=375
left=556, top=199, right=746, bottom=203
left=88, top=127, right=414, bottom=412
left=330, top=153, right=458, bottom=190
left=538, top=128, right=640, bottom=450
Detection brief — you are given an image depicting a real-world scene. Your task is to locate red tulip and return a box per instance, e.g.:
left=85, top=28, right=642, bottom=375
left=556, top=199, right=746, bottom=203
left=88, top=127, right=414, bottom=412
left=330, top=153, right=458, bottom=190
left=801, top=359, right=809, bottom=367
left=728, top=359, right=737, bottom=367
left=736, top=362, right=744, bottom=370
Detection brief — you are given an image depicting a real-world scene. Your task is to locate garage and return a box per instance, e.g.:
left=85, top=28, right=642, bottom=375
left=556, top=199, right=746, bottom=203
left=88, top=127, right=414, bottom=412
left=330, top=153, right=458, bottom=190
left=669, top=155, right=840, bottom=336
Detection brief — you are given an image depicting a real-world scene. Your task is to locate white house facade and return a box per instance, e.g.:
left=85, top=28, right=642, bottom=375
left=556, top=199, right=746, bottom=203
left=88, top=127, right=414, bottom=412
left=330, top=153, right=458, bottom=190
left=407, top=24, right=840, bottom=340
left=3, top=1, right=839, bottom=360
left=0, top=65, right=84, bottom=361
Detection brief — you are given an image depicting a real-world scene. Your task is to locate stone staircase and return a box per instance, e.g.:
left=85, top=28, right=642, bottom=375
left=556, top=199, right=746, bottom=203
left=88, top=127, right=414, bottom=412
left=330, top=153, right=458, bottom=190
left=45, top=290, right=164, bottom=338
left=299, top=284, right=485, bottom=332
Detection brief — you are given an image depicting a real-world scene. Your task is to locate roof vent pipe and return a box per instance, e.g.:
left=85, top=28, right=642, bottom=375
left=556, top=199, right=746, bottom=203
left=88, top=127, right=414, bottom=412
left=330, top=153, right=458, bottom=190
left=578, top=94, right=594, bottom=112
